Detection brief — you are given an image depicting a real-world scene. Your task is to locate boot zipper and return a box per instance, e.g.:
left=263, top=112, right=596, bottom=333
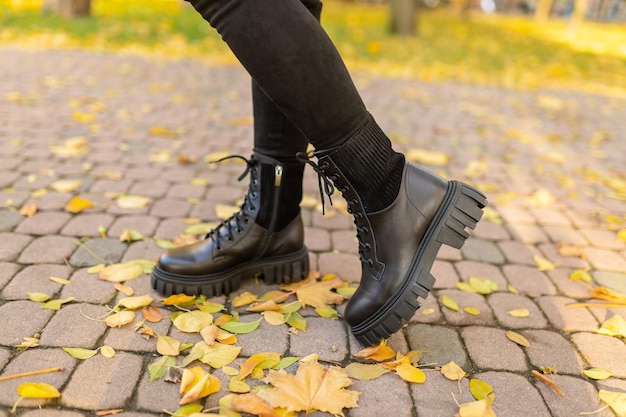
left=256, top=163, right=283, bottom=258
left=274, top=165, right=283, bottom=187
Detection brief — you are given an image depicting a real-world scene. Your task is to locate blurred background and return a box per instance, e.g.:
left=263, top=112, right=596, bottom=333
left=0, top=0, right=625, bottom=95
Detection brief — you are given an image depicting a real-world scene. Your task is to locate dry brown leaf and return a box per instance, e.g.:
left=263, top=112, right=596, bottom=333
left=589, top=286, right=626, bottom=305
left=281, top=276, right=346, bottom=309
left=200, top=324, right=219, bottom=345
left=142, top=306, right=163, bottom=323
left=257, top=360, right=360, bottom=416
left=114, top=283, right=134, bottom=296
left=19, top=203, right=38, bottom=217
left=556, top=243, right=587, bottom=259
left=231, top=393, right=279, bottom=417
left=506, top=330, right=530, bottom=347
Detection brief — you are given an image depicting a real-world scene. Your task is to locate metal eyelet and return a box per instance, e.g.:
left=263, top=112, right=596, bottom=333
left=367, top=259, right=374, bottom=267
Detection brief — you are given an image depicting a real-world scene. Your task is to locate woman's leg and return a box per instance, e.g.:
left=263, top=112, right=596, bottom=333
left=179, top=0, right=487, bottom=345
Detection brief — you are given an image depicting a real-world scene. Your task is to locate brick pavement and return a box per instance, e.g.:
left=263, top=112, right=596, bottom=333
left=0, top=46, right=625, bottom=416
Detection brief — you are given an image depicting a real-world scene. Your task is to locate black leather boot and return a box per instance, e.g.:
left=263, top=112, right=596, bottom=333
left=151, top=153, right=309, bottom=297
left=304, top=128, right=487, bottom=346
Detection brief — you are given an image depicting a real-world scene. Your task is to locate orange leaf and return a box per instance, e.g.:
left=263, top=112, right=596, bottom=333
left=65, top=196, right=93, bottom=213
left=352, top=340, right=396, bottom=362
left=142, top=306, right=163, bottom=323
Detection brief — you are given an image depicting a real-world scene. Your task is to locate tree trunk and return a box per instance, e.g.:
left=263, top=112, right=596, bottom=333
left=569, top=0, right=589, bottom=32
left=390, top=0, right=418, bottom=36
left=43, top=0, right=91, bottom=18
left=534, top=0, right=554, bottom=20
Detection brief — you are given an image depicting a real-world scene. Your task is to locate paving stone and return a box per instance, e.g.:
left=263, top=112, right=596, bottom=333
left=106, top=413, right=160, bottom=417
left=0, top=232, right=33, bottom=261
left=89, top=179, right=132, bottom=194
left=1, top=264, right=72, bottom=300
left=585, top=247, right=626, bottom=272
left=317, top=252, right=361, bottom=283
left=597, top=377, right=626, bottom=394
left=536, top=374, right=613, bottom=417
left=60, top=213, right=115, bottom=237
left=411, top=371, right=474, bottom=417
left=69, top=237, right=127, bottom=267
left=0, top=347, right=10, bottom=370
left=311, top=210, right=353, bottom=230
left=61, top=352, right=143, bottom=410
left=546, top=268, right=593, bottom=298
left=409, top=292, right=443, bottom=324
left=461, top=238, right=505, bottom=264
left=537, top=242, right=590, bottom=269
left=0, top=189, right=30, bottom=208
left=166, top=183, right=206, bottom=199
left=571, top=332, right=626, bottom=377
left=39, top=304, right=109, bottom=348
left=149, top=198, right=191, bottom=218
left=0, top=210, right=24, bottom=232
left=104, top=308, right=171, bottom=352
left=0, top=261, right=21, bottom=290
left=461, top=326, right=527, bottom=372
left=530, top=207, right=573, bottom=227
left=406, top=324, right=470, bottom=371
left=497, top=206, right=536, bottom=224
left=543, top=225, right=589, bottom=245
left=487, top=292, right=548, bottom=329
left=331, top=229, right=358, bottom=254
left=505, top=223, right=548, bottom=244
left=521, top=330, right=584, bottom=375
left=471, top=219, right=510, bottom=240
left=20, top=411, right=87, bottom=417
left=502, top=265, right=557, bottom=296
left=536, top=296, right=599, bottom=332
left=14, top=211, right=72, bottom=235
left=0, top=300, right=54, bottom=345
left=592, top=270, right=626, bottom=294
left=107, top=215, right=160, bottom=238
left=453, top=260, right=507, bottom=290
left=59, top=268, right=117, bottom=304
left=349, top=372, right=413, bottom=417
left=153, top=217, right=189, bottom=239
left=29, top=191, right=74, bottom=211
left=431, top=260, right=459, bottom=289
left=121, top=240, right=162, bottom=263
left=438, top=290, right=495, bottom=326
left=289, top=317, right=349, bottom=362
left=304, top=226, right=332, bottom=253
left=579, top=228, right=625, bottom=250
left=0, top=348, right=77, bottom=407
left=235, top=314, right=289, bottom=356
left=134, top=363, right=181, bottom=412
left=475, top=371, right=551, bottom=417
left=436, top=244, right=462, bottom=261
left=18, top=235, right=77, bottom=264
left=498, top=240, right=539, bottom=266
left=129, top=179, right=170, bottom=197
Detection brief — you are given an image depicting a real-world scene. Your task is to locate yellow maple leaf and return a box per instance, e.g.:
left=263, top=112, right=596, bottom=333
left=281, top=276, right=346, bottom=309
left=179, top=366, right=221, bottom=405
left=257, top=360, right=360, bottom=417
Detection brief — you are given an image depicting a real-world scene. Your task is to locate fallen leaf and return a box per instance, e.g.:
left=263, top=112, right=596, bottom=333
left=119, top=229, right=144, bottom=243
left=65, top=196, right=93, bottom=213
left=117, top=295, right=153, bottom=310
left=50, top=136, right=88, bottom=157
left=442, top=295, right=460, bottom=312
left=192, top=341, right=242, bottom=368
left=469, top=379, right=495, bottom=405
left=599, top=389, right=626, bottom=417
left=344, top=363, right=389, bottom=381
left=220, top=318, right=262, bottom=334
left=395, top=363, right=426, bottom=383
left=507, top=308, right=530, bottom=318
left=589, top=286, right=626, bottom=304
left=228, top=377, right=251, bottom=394
left=352, top=340, right=396, bottom=362
left=179, top=366, right=221, bottom=405
left=582, top=368, right=612, bottom=380
left=232, top=291, right=258, bottom=307
left=199, top=325, right=219, bottom=345
left=39, top=297, right=76, bottom=311
left=173, top=311, right=214, bottom=333
left=100, top=345, right=116, bottom=358
left=98, top=262, right=144, bottom=283
left=49, top=276, right=71, bottom=285
left=116, top=195, right=151, bottom=209
left=458, top=399, right=497, bottom=417
left=506, top=330, right=530, bottom=347
left=532, top=370, right=564, bottom=396
left=534, top=255, right=557, bottom=271
left=527, top=188, right=555, bottom=207
left=149, top=125, right=180, bottom=137
left=282, top=276, right=346, bottom=309
left=618, top=229, right=626, bottom=243
left=114, top=283, right=134, bottom=296
left=16, top=382, right=60, bottom=398
left=105, top=311, right=136, bottom=328
left=257, top=360, right=360, bottom=416
left=464, top=307, right=481, bottom=316
left=162, top=293, right=197, bottom=306
left=597, top=315, right=626, bottom=338
left=142, top=306, right=162, bottom=323
left=406, top=148, right=450, bottom=166
left=263, top=310, right=287, bottom=326
left=26, top=292, right=51, bottom=302
left=19, top=203, right=38, bottom=217
left=231, top=393, right=278, bottom=417
left=441, top=361, right=467, bottom=381
left=316, top=307, right=339, bottom=318
left=157, top=335, right=182, bottom=356
left=468, top=276, right=498, bottom=295
left=556, top=243, right=587, bottom=259
left=50, top=179, right=82, bottom=193
left=570, top=269, right=593, bottom=283
left=148, top=355, right=176, bottom=382
left=62, top=347, right=98, bottom=360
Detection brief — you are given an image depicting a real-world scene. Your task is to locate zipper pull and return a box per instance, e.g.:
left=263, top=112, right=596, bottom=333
left=274, top=165, right=283, bottom=187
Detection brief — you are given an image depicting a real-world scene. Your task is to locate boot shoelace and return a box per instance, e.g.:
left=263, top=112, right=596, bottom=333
left=206, top=154, right=258, bottom=251
left=297, top=152, right=374, bottom=268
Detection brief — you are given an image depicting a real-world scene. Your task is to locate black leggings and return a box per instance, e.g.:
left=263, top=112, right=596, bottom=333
left=186, top=0, right=370, bottom=153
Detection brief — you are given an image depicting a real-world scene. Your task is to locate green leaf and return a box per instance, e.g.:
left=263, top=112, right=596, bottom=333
left=315, top=307, right=339, bottom=318
left=219, top=318, right=262, bottom=334
left=285, top=312, right=307, bottom=331
left=469, top=378, right=495, bottom=405
left=278, top=301, right=302, bottom=314
left=583, top=368, right=612, bottom=380
left=62, top=347, right=98, bottom=360
left=197, top=301, right=225, bottom=313
left=39, top=297, right=76, bottom=310
left=171, top=403, right=204, bottom=417
left=100, top=345, right=116, bottom=358
left=148, top=355, right=175, bottom=382
left=182, top=348, right=205, bottom=367
left=26, top=292, right=51, bottom=302
left=273, top=356, right=300, bottom=370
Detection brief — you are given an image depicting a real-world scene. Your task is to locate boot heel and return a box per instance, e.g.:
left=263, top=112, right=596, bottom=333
left=437, top=182, right=487, bottom=249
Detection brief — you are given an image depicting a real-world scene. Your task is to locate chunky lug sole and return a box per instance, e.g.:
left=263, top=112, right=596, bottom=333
left=151, top=246, right=309, bottom=297
left=351, top=181, right=487, bottom=346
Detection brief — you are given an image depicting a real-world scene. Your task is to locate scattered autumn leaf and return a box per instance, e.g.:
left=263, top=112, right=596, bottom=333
left=220, top=318, right=262, bottom=334
left=507, top=308, right=530, bottom=318
left=464, top=307, right=481, bottom=316
left=534, top=255, right=557, bottom=271
left=105, top=311, right=136, bottom=328
left=396, top=363, right=426, bottom=383
left=506, top=330, right=530, bottom=347
left=65, top=196, right=93, bottom=213
left=116, top=194, right=151, bottom=209
left=231, top=393, right=278, bottom=417
left=142, top=306, right=162, bottom=323
left=532, top=370, right=564, bottom=396
left=556, top=243, right=587, bottom=259
left=148, top=355, right=176, bottom=382
left=191, top=341, right=242, bottom=368
left=157, top=335, right=182, bottom=356
left=50, top=179, right=82, bottom=193
left=26, top=292, right=51, bottom=302
left=173, top=311, right=214, bottom=333
left=50, top=136, right=88, bottom=158
left=232, top=291, right=258, bottom=307
left=352, top=340, right=396, bottom=362
left=599, top=389, right=626, bottom=417
left=49, top=276, right=71, bottom=285
left=179, top=366, right=221, bottom=405
left=344, top=363, right=389, bottom=381
left=469, top=379, right=495, bottom=405
left=98, top=262, right=144, bottom=283
left=257, top=360, right=360, bottom=416
left=117, top=295, right=153, bottom=310
left=442, top=295, right=460, bottom=312
left=282, top=276, right=346, bottom=309
left=468, top=276, right=498, bottom=295
left=527, top=188, right=555, bottom=207
left=100, top=345, right=116, bottom=358
left=39, top=297, right=76, bottom=311
left=458, top=399, right=497, bottom=417
left=441, top=361, right=467, bottom=381
left=570, top=269, right=593, bottom=283
left=19, top=203, right=38, bottom=217
left=17, top=382, right=60, bottom=398
left=114, top=283, right=134, bottom=296
left=582, top=368, right=612, bottom=380
left=62, top=347, right=98, bottom=360
left=597, top=315, right=626, bottom=338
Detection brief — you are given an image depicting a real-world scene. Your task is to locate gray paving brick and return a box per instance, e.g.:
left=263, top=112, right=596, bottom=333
left=537, top=296, right=599, bottom=332
left=521, top=330, right=584, bottom=375
left=454, top=260, right=507, bottom=290
left=438, top=290, right=495, bottom=326
left=0, top=261, right=20, bottom=289
left=497, top=206, right=536, bottom=224
left=134, top=364, right=181, bottom=412
left=571, top=332, right=626, bottom=377
left=460, top=238, right=506, bottom=264
left=14, top=211, right=72, bottom=235
left=475, top=371, right=551, bottom=417
left=349, top=372, right=413, bottom=417
left=20, top=411, right=87, bottom=417
left=461, top=326, right=527, bottom=372
left=108, top=215, right=160, bottom=238
left=0, top=189, right=29, bottom=208
left=0, top=300, right=54, bottom=345
left=535, top=374, right=613, bottom=417
left=69, top=237, right=127, bottom=267
left=0, top=348, right=76, bottom=407
left=28, top=191, right=73, bottom=211
left=1, top=264, right=72, bottom=300
left=543, top=225, right=589, bottom=245
left=537, top=242, right=590, bottom=269
left=129, top=179, right=170, bottom=197
left=546, top=268, right=594, bottom=298
left=410, top=371, right=473, bottom=417
left=0, top=210, right=23, bottom=232
left=89, top=179, right=133, bottom=194
left=149, top=198, right=190, bottom=218
left=331, top=229, right=358, bottom=254
left=61, top=352, right=143, bottom=410
left=0, top=347, right=10, bottom=370
left=235, top=314, right=289, bottom=356
left=471, top=219, right=510, bottom=240
left=505, top=223, right=549, bottom=244
left=409, top=292, right=442, bottom=324
left=431, top=260, right=459, bottom=289
left=317, top=252, right=361, bottom=283
left=487, top=292, right=548, bottom=329
left=406, top=324, right=470, bottom=371
left=304, top=226, right=332, bottom=253
left=498, top=240, right=539, bottom=266
left=592, top=270, right=626, bottom=294
left=530, top=207, right=572, bottom=227
left=39, top=304, right=109, bottom=348
left=289, top=317, right=348, bottom=363
left=166, top=183, right=206, bottom=199
left=104, top=308, right=170, bottom=352
left=60, top=213, right=115, bottom=237
left=59, top=268, right=117, bottom=304
left=121, top=240, right=162, bottom=263
left=18, top=235, right=77, bottom=264
left=502, top=265, right=557, bottom=296
left=585, top=247, right=626, bottom=272
left=580, top=228, right=625, bottom=250
left=0, top=232, right=33, bottom=261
